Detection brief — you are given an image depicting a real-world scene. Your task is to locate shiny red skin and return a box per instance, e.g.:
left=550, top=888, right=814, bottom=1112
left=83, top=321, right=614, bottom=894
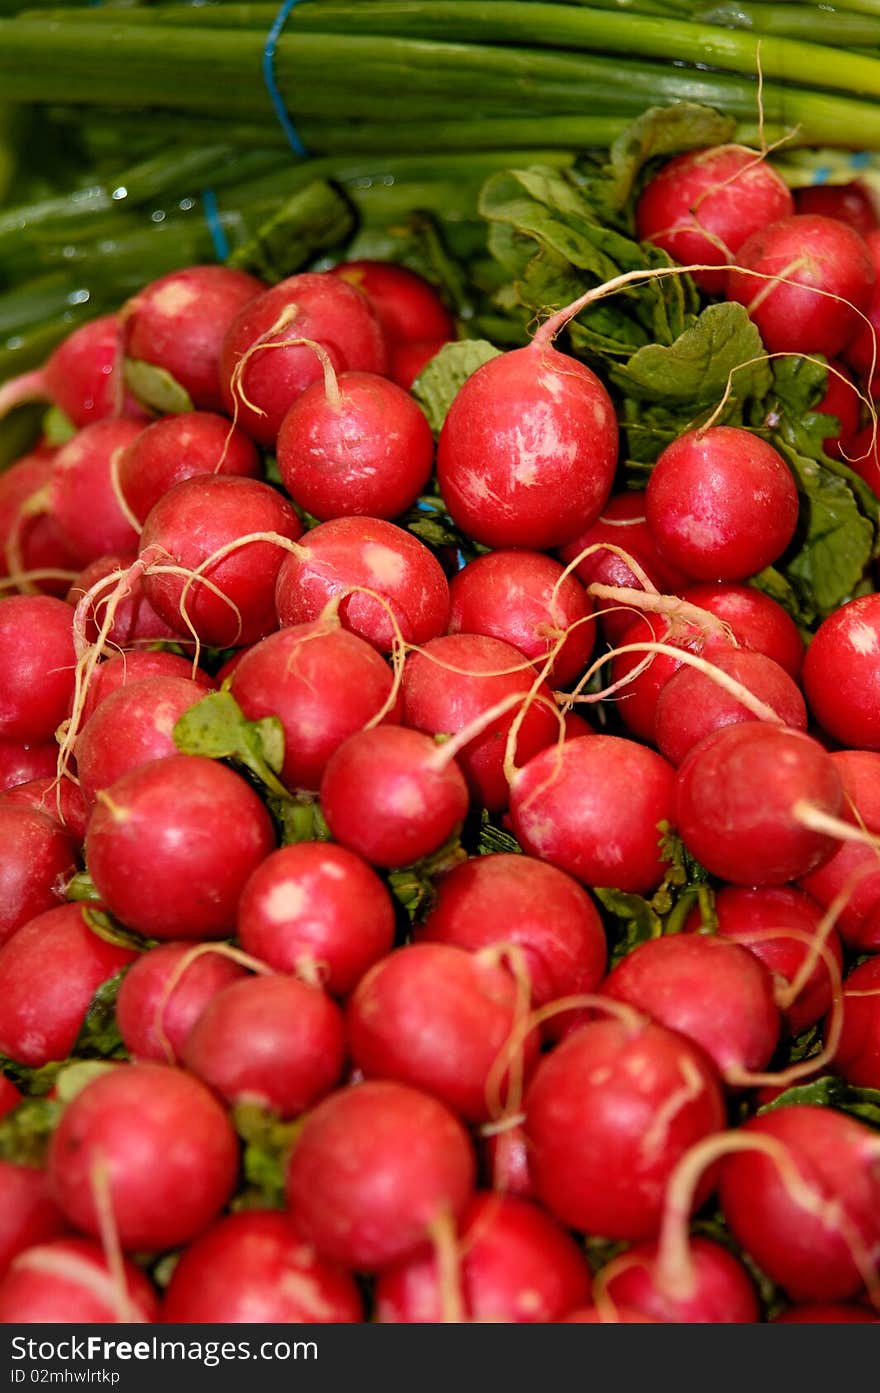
left=800, top=750, right=880, bottom=952
left=330, top=261, right=455, bottom=345
left=321, top=725, right=469, bottom=869
left=0, top=1076, right=21, bottom=1118
left=401, top=633, right=560, bottom=813
left=117, top=411, right=261, bottom=525
left=481, top=1124, right=534, bottom=1200
left=229, top=620, right=398, bottom=793
left=80, top=649, right=216, bottom=726
left=44, top=315, right=123, bottom=428
left=636, top=144, right=794, bottom=294
left=85, top=755, right=276, bottom=940
left=602, top=934, right=780, bottom=1079
left=0, top=739, right=58, bottom=792
left=75, top=675, right=208, bottom=804
left=773, top=1302, right=880, bottom=1323
left=0, top=1237, right=159, bottom=1323
left=48, top=1063, right=239, bottom=1253
left=726, top=214, right=876, bottom=356
left=831, top=956, right=880, bottom=1090
left=0, top=451, right=76, bottom=596
left=140, top=474, right=303, bottom=648
left=523, top=1019, right=725, bottom=1239
left=161, top=1211, right=364, bottom=1323
left=347, top=943, right=540, bottom=1123
left=116, top=941, right=247, bottom=1064
left=847, top=425, right=880, bottom=496
left=0, top=903, right=136, bottom=1065
left=816, top=360, right=861, bottom=459
left=220, top=272, right=387, bottom=445
left=609, top=614, right=727, bottom=745
left=681, top=582, right=805, bottom=679
left=375, top=1193, right=591, bottom=1323
left=277, top=372, right=434, bottom=521
left=448, top=550, right=595, bottom=687
left=389, top=338, right=449, bottom=391
left=49, top=419, right=143, bottom=566
left=1, top=775, right=88, bottom=843
left=436, top=344, right=618, bottom=550
left=794, top=182, right=878, bottom=237
left=719, top=1106, right=880, bottom=1302
left=275, top=515, right=449, bottom=653
left=237, top=842, right=395, bottom=996
left=285, top=1080, right=476, bottom=1271
left=124, top=265, right=265, bottom=412
left=0, top=595, right=76, bottom=743
left=66, top=552, right=177, bottom=648
left=183, top=975, right=346, bottom=1118
left=510, top=734, right=675, bottom=895
left=600, top=1236, right=760, bottom=1323
left=0, top=807, right=78, bottom=947
left=843, top=227, right=880, bottom=389
left=0, top=1163, right=68, bottom=1280
left=803, top=594, right=880, bottom=750
left=674, top=724, right=844, bottom=885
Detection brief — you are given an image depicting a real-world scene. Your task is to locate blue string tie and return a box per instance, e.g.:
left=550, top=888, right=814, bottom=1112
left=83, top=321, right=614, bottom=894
left=263, top=0, right=310, bottom=158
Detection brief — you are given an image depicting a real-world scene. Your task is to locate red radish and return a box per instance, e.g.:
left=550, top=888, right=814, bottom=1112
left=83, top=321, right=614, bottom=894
left=330, top=260, right=454, bottom=346
left=447, top=550, right=594, bottom=687
left=43, top=315, right=128, bottom=428
left=47, top=1062, right=239, bottom=1253
left=0, top=1163, right=68, bottom=1279
left=1, top=774, right=88, bottom=843
left=236, top=842, right=395, bottom=996
left=795, top=182, right=878, bottom=236
left=67, top=552, right=178, bottom=648
left=0, top=738, right=58, bottom=791
left=653, top=647, right=807, bottom=766
left=0, top=903, right=136, bottom=1065
left=116, top=411, right=261, bottom=525
left=139, top=474, right=302, bottom=648
left=0, top=595, right=75, bottom=742
left=844, top=228, right=880, bottom=389
left=800, top=750, right=880, bottom=952
left=802, top=594, right=880, bottom=750
left=79, top=648, right=216, bottom=725
left=609, top=612, right=728, bottom=745
left=0, top=1076, right=21, bottom=1118
left=401, top=633, right=560, bottom=813
left=347, top=943, right=539, bottom=1124
left=183, top=974, right=346, bottom=1119
left=847, top=424, right=880, bottom=496
left=160, top=1211, right=363, bottom=1323
left=645, top=426, right=798, bottom=582
left=481, top=1124, right=534, bottom=1200
left=123, top=265, right=265, bottom=412
left=229, top=620, right=399, bottom=793
left=220, top=272, right=387, bottom=445
left=85, top=754, right=276, bottom=940
left=523, top=1018, right=725, bottom=1239
left=0, top=450, right=76, bottom=596
left=680, top=581, right=805, bottom=678
left=831, top=956, right=880, bottom=1090
left=390, top=338, right=448, bottom=391
left=276, top=372, right=434, bottom=521
left=598, top=1236, right=759, bottom=1323
left=562, top=709, right=594, bottom=739
left=274, top=516, right=449, bottom=653
left=0, top=806, right=78, bottom=947
left=116, top=941, right=247, bottom=1064
left=674, top=723, right=845, bottom=885
left=285, top=1079, right=475, bottom=1271
left=74, top=674, right=210, bottom=804
left=0, top=1237, right=158, bottom=1323
left=49, top=419, right=143, bottom=566
left=602, top=934, right=781, bottom=1082
left=436, top=342, right=618, bottom=551
left=773, top=1302, right=880, bottom=1323
left=376, top=1192, right=591, bottom=1323
left=726, top=214, right=876, bottom=356
left=816, top=360, right=861, bottom=459
left=718, top=1105, right=880, bottom=1301
left=509, top=734, right=675, bottom=894
left=636, top=144, right=794, bottom=293
left=417, top=853, right=607, bottom=1017
left=321, top=725, right=468, bottom=868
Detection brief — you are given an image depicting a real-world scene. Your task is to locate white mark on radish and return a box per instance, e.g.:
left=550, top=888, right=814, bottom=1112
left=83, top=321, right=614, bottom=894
left=279, top=1271, right=337, bottom=1320
left=589, top=1066, right=613, bottom=1087
left=263, top=880, right=307, bottom=922
left=517, top=1289, right=544, bottom=1316
left=363, top=543, right=407, bottom=589
left=319, top=860, right=346, bottom=881
left=540, top=373, right=564, bottom=402
left=391, top=784, right=427, bottom=817
left=591, top=401, right=607, bottom=428
left=150, top=282, right=200, bottom=319
left=849, top=621, right=879, bottom=656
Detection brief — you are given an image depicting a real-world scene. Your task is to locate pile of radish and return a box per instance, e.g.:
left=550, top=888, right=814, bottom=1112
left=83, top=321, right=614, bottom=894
left=2, top=134, right=880, bottom=1329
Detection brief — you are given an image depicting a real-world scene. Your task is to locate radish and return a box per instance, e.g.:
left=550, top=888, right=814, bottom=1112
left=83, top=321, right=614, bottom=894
left=320, top=725, right=469, bottom=868
left=139, top=474, right=303, bottom=648
left=117, top=410, right=261, bottom=525
left=0, top=449, right=76, bottom=596
left=182, top=974, right=346, bottom=1119
left=0, top=595, right=76, bottom=742
left=847, top=424, right=880, bottom=496
left=447, top=550, right=595, bottom=687
left=680, top=581, right=805, bottom=678
left=0, top=806, right=78, bottom=947
left=608, top=613, right=729, bottom=745
left=0, top=1237, right=158, bottom=1323
left=645, top=426, right=799, bottom=582
left=773, top=1302, right=880, bottom=1323
left=843, top=226, right=880, bottom=391
left=160, top=1211, right=363, bottom=1323
left=375, top=1192, right=591, bottom=1323
left=67, top=552, right=178, bottom=649
left=0, top=1163, right=68, bottom=1280
left=636, top=144, right=794, bottom=294
left=523, top=1016, right=725, bottom=1239
left=116, top=941, right=247, bottom=1064
left=276, top=371, right=434, bottom=521
left=0, top=738, right=58, bottom=791
left=123, top=265, right=265, bottom=412
left=49, top=419, right=143, bottom=567
left=794, top=182, right=878, bottom=237
left=47, top=1061, right=239, bottom=1253
left=802, top=594, right=880, bottom=750
left=0, top=902, right=137, bottom=1066
left=800, top=750, right=880, bottom=952
left=236, top=842, right=395, bottom=996
left=726, top=214, right=876, bottom=356
left=229, top=619, right=399, bottom=793
left=816, top=359, right=861, bottom=459
left=346, top=942, right=539, bottom=1124
left=674, top=723, right=845, bottom=885
left=74, top=674, right=210, bottom=804
left=831, top=956, right=880, bottom=1090
left=285, top=1079, right=475, bottom=1271
left=274, top=516, right=449, bottom=653
left=329, top=260, right=455, bottom=347
left=85, top=754, right=276, bottom=940
left=509, top=734, right=675, bottom=894
left=43, top=315, right=131, bottom=429
left=481, top=1123, right=534, bottom=1200
left=598, top=1236, right=759, bottom=1323
left=1, top=774, right=88, bottom=843
left=79, top=648, right=216, bottom=726
left=390, top=338, right=449, bottom=391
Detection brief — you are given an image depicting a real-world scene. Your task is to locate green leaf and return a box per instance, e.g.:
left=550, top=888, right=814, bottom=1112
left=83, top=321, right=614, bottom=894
left=65, top=870, right=101, bottom=903
left=411, top=339, right=502, bottom=433
left=54, top=1060, right=118, bottom=1104
left=41, top=403, right=76, bottom=446
left=231, top=1102, right=303, bottom=1211
left=227, top=179, right=355, bottom=284
left=606, top=103, right=738, bottom=212
left=0, top=1056, right=64, bottom=1098
left=270, top=794, right=332, bottom=847
left=72, top=968, right=129, bottom=1061
left=0, top=1096, right=62, bottom=1166
left=476, top=810, right=522, bottom=857
left=173, top=689, right=288, bottom=798
left=758, top=1075, right=880, bottom=1131
left=609, top=301, right=771, bottom=407
left=123, top=358, right=193, bottom=415
left=593, top=886, right=662, bottom=967
left=82, top=904, right=153, bottom=954
left=386, top=834, right=468, bottom=923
